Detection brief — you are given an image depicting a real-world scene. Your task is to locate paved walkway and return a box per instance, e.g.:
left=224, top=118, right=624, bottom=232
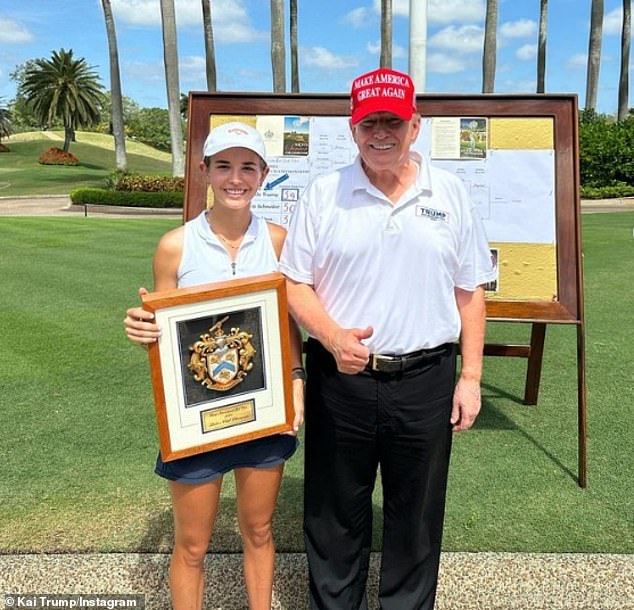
left=1, top=194, right=634, bottom=217
left=2, top=552, right=633, bottom=609
left=0, top=195, right=182, bottom=218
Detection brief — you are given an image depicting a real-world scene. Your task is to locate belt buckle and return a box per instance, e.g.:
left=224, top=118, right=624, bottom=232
left=371, top=353, right=399, bottom=373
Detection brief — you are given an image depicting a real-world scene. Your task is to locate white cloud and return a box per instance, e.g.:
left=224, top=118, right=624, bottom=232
left=124, top=60, right=164, bottom=83
left=0, top=17, right=33, bottom=43
left=516, top=44, right=537, bottom=61
left=566, top=53, right=587, bottom=70
left=343, top=7, right=373, bottom=28
left=429, top=25, right=483, bottom=54
left=428, top=0, right=485, bottom=24
left=179, top=55, right=207, bottom=83
left=302, top=47, right=359, bottom=70
left=111, top=0, right=161, bottom=26
left=603, top=7, right=623, bottom=36
left=366, top=40, right=407, bottom=58
left=111, top=0, right=266, bottom=42
left=501, top=78, right=537, bottom=93
left=372, top=0, right=484, bottom=23
left=427, top=52, right=468, bottom=74
left=500, top=19, right=537, bottom=39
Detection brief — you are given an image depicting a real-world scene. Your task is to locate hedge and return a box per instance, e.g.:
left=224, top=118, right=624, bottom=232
left=106, top=171, right=185, bottom=192
left=579, top=113, right=634, bottom=187
left=580, top=183, right=634, bottom=199
left=70, top=188, right=183, bottom=208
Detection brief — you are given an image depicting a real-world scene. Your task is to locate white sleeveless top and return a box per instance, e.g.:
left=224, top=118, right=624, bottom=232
left=178, top=211, right=279, bottom=288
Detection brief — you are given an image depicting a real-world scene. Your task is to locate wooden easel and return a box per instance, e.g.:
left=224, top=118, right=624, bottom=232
left=484, top=321, right=587, bottom=488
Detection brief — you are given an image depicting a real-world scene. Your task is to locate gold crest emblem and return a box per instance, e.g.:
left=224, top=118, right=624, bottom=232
left=188, top=316, right=256, bottom=391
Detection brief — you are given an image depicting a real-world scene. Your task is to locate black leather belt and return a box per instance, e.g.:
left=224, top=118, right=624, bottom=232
left=365, top=343, right=451, bottom=374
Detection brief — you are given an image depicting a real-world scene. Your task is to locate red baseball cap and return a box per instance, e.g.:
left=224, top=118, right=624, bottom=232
left=350, top=68, right=417, bottom=125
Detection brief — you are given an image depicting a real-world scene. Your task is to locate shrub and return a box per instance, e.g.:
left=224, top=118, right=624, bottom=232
left=70, top=188, right=183, bottom=209
left=579, top=114, right=634, bottom=187
left=580, top=182, right=634, bottom=199
left=39, top=147, right=79, bottom=166
left=105, top=171, right=184, bottom=192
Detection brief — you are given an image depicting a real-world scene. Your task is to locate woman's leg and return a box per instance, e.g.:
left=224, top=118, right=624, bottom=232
left=168, top=478, right=223, bottom=610
left=234, top=464, right=284, bottom=610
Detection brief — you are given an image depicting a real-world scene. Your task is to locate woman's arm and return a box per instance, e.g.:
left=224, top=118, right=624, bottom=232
left=269, top=222, right=305, bottom=433
left=123, top=227, right=184, bottom=346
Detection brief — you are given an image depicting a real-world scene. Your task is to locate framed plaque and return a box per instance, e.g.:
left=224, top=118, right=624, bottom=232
left=142, top=272, right=294, bottom=461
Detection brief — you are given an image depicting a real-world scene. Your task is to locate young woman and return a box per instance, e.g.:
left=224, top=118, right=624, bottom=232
left=123, top=122, right=305, bottom=610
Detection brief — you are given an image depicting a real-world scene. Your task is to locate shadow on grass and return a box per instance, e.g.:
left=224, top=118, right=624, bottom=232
left=479, top=383, right=578, bottom=483
left=133, top=473, right=307, bottom=554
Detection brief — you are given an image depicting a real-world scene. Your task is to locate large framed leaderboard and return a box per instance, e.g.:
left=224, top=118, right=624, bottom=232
left=183, top=92, right=588, bottom=487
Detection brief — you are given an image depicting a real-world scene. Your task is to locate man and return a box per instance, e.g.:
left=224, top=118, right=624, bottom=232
left=280, top=67, right=495, bottom=610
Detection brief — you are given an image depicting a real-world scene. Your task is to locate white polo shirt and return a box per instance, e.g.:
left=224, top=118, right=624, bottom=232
left=279, top=153, right=496, bottom=354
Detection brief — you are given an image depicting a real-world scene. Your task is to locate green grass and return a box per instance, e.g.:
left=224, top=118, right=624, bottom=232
left=0, top=214, right=632, bottom=554
left=0, top=131, right=172, bottom=197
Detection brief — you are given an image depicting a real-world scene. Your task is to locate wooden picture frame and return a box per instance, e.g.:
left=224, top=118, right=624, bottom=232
left=142, top=272, right=294, bottom=462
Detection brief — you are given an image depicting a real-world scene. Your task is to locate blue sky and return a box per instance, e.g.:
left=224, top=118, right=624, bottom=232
left=0, top=0, right=631, bottom=115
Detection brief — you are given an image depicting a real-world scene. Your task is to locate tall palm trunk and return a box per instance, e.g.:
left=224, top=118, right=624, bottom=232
left=63, top=127, right=74, bottom=153
left=201, top=0, right=217, bottom=91
left=270, top=0, right=285, bottom=92
left=537, top=0, right=548, bottom=93
left=380, top=0, right=393, bottom=68
left=618, top=0, right=631, bottom=120
left=585, top=0, right=604, bottom=111
left=290, top=0, right=299, bottom=92
left=160, top=0, right=185, bottom=176
left=482, top=0, right=498, bottom=93
left=101, top=0, right=127, bottom=170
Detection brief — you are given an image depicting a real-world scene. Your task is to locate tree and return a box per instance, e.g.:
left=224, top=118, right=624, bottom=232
left=101, top=0, right=127, bottom=170
left=21, top=49, right=104, bottom=152
left=127, top=107, right=173, bottom=151
left=270, top=0, right=286, bottom=92
left=9, top=61, right=45, bottom=130
left=380, top=0, right=393, bottom=68
left=585, top=0, right=604, bottom=111
left=0, top=99, right=12, bottom=146
left=482, top=0, right=499, bottom=93
left=201, top=0, right=217, bottom=91
left=290, top=0, right=299, bottom=92
left=537, top=0, right=548, bottom=93
left=618, top=0, right=631, bottom=120
left=160, top=0, right=185, bottom=176
left=98, top=92, right=140, bottom=129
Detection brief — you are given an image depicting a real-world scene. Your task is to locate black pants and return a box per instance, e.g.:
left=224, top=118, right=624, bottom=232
left=304, top=339, right=456, bottom=610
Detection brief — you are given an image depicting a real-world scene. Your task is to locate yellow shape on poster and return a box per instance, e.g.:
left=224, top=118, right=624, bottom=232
left=489, top=118, right=554, bottom=150
left=487, top=243, right=557, bottom=301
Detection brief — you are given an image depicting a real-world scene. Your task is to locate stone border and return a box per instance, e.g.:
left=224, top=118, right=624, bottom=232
left=1, top=553, right=632, bottom=609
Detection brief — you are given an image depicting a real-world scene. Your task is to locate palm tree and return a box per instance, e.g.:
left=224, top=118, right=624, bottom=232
left=380, top=0, right=393, bottom=68
left=585, top=0, right=604, bottom=111
left=618, top=0, right=631, bottom=120
left=290, top=0, right=299, bottom=92
left=160, top=0, right=185, bottom=176
left=21, top=49, right=104, bottom=152
left=270, top=0, right=286, bottom=92
left=201, top=0, right=217, bottom=91
left=482, top=0, right=499, bottom=93
left=101, top=0, right=127, bottom=171
left=0, top=99, right=12, bottom=147
left=537, top=0, right=548, bottom=93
